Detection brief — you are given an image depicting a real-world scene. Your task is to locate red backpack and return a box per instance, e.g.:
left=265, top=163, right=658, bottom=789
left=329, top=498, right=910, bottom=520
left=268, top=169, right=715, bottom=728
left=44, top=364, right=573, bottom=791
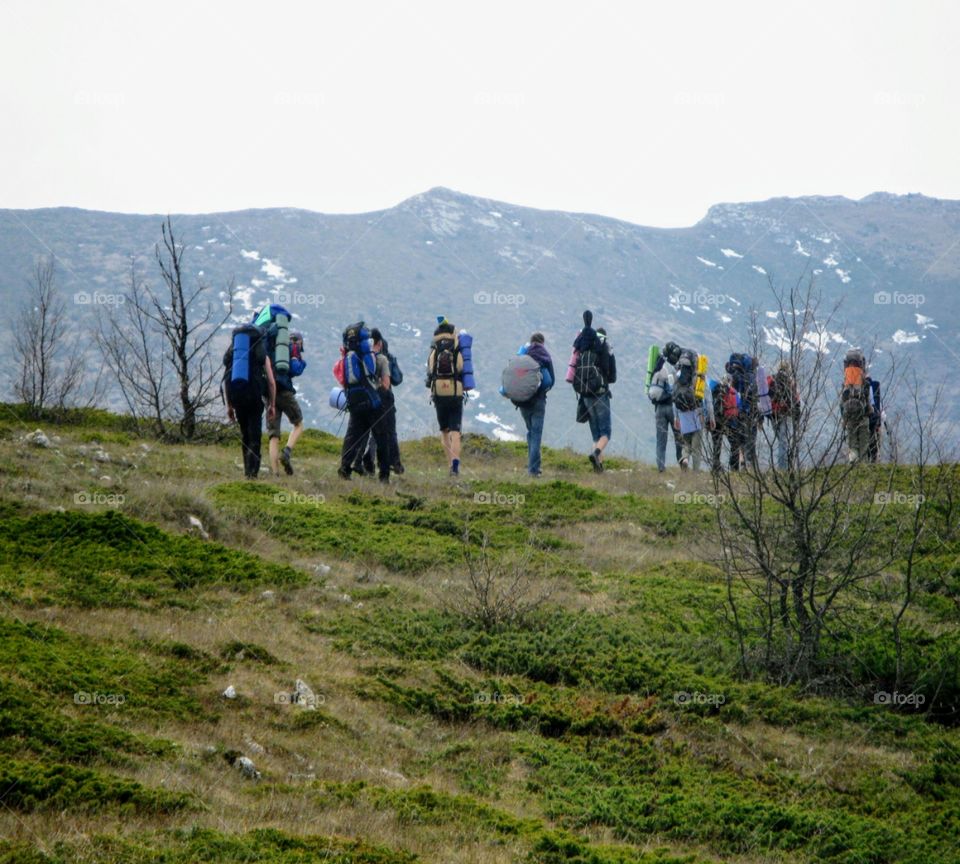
left=722, top=387, right=740, bottom=420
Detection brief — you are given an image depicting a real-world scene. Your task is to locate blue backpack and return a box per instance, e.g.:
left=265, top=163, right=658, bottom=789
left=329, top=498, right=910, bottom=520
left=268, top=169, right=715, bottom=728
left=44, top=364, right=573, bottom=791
left=342, top=322, right=381, bottom=412
left=226, top=324, right=264, bottom=400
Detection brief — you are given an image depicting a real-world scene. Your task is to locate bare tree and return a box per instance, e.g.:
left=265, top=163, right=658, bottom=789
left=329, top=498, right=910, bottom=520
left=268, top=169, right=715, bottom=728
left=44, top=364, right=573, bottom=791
left=97, top=259, right=172, bottom=437
left=712, top=276, right=957, bottom=709
left=97, top=218, right=234, bottom=440
left=12, top=256, right=86, bottom=417
left=445, top=524, right=553, bottom=632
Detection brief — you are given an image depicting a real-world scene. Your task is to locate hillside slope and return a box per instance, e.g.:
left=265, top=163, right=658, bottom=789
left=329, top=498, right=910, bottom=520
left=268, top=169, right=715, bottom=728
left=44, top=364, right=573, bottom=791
left=0, top=406, right=958, bottom=864
left=1, top=189, right=958, bottom=458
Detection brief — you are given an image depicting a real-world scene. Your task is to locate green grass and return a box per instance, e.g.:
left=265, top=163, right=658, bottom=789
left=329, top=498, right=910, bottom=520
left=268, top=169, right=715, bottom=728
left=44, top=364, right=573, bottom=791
left=0, top=829, right=418, bottom=863
left=0, top=760, right=191, bottom=815
left=0, top=411, right=958, bottom=864
left=0, top=509, right=308, bottom=608
left=0, top=617, right=210, bottom=720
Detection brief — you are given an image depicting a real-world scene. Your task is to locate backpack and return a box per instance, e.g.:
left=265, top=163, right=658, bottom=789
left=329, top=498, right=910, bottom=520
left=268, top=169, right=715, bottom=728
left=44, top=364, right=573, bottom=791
left=673, top=348, right=698, bottom=411
left=387, top=352, right=403, bottom=386
left=253, top=305, right=292, bottom=376
left=380, top=337, right=403, bottom=386
left=342, top=321, right=382, bottom=412
left=572, top=349, right=605, bottom=396
left=501, top=354, right=542, bottom=404
left=648, top=371, right=672, bottom=405
left=722, top=386, right=740, bottom=420
left=430, top=334, right=462, bottom=397
left=289, top=335, right=306, bottom=378
left=771, top=369, right=798, bottom=416
left=225, top=324, right=265, bottom=401
left=841, top=349, right=868, bottom=419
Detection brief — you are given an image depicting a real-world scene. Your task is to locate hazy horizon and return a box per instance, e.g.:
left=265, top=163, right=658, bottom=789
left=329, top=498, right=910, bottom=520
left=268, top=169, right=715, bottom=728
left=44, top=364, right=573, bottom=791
left=2, top=0, right=958, bottom=227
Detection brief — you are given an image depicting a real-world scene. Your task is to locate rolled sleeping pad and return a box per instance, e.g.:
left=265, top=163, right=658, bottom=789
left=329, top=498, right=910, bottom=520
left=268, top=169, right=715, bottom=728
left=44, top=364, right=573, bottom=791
left=694, top=353, right=708, bottom=401
left=565, top=348, right=579, bottom=383
left=458, top=331, right=475, bottom=390
left=645, top=344, right=660, bottom=388
left=755, top=365, right=772, bottom=416
left=329, top=386, right=347, bottom=411
left=230, top=331, right=252, bottom=384
left=273, top=313, right=291, bottom=375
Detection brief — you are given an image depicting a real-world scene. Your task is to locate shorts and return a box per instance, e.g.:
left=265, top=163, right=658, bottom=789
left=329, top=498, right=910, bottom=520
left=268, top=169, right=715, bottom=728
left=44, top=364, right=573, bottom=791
left=583, top=393, right=612, bottom=441
left=434, top=395, right=463, bottom=433
left=267, top=389, right=303, bottom=438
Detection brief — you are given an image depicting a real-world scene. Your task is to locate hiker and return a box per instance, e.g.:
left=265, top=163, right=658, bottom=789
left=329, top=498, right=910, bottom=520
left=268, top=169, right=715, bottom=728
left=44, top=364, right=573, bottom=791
left=678, top=377, right=715, bottom=471
left=353, top=329, right=404, bottom=476
left=223, top=323, right=277, bottom=479
left=501, top=332, right=554, bottom=477
left=268, top=330, right=307, bottom=476
left=570, top=311, right=616, bottom=472
left=841, top=348, right=873, bottom=463
left=337, top=321, right=391, bottom=483
left=426, top=318, right=467, bottom=476
left=707, top=376, right=737, bottom=472
left=867, top=377, right=883, bottom=463
left=768, top=362, right=800, bottom=470
left=647, top=354, right=682, bottom=472
left=662, top=342, right=705, bottom=471
left=725, top=353, right=761, bottom=470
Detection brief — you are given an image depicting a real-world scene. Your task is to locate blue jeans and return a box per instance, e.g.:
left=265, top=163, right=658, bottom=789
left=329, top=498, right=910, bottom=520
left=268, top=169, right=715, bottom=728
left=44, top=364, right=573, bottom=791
left=655, top=402, right=681, bottom=471
left=519, top=395, right=546, bottom=475
left=583, top=393, right=612, bottom=443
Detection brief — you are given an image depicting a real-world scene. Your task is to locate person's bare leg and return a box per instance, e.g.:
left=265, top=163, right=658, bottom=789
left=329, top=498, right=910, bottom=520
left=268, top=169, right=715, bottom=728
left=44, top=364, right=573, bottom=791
left=594, top=435, right=609, bottom=460
left=449, top=431, right=461, bottom=463
left=269, top=437, right=280, bottom=474
left=441, top=431, right=451, bottom=464
left=286, top=421, right=304, bottom=451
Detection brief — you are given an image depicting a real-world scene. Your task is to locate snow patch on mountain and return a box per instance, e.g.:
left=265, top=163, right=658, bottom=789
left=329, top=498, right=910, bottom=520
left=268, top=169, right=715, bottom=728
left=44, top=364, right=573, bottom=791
left=476, top=411, right=521, bottom=442
left=892, top=330, right=921, bottom=344
left=720, top=248, right=743, bottom=258
left=752, top=264, right=767, bottom=275
left=794, top=240, right=810, bottom=257
left=916, top=314, right=938, bottom=329
left=835, top=268, right=851, bottom=284
left=823, top=254, right=839, bottom=267
left=697, top=256, right=718, bottom=267
left=234, top=285, right=257, bottom=313
left=241, top=249, right=260, bottom=261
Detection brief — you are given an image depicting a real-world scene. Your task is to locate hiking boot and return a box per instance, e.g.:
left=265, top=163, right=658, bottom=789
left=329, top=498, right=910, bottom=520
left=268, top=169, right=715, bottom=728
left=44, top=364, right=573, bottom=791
left=379, top=476, right=390, bottom=485
left=589, top=450, right=603, bottom=473
left=337, top=467, right=351, bottom=480
left=362, top=458, right=375, bottom=475
left=280, top=446, right=293, bottom=475
left=393, top=461, right=405, bottom=475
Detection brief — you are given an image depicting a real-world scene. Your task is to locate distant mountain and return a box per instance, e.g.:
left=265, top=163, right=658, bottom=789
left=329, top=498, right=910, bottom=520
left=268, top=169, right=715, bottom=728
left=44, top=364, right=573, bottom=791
left=1, top=188, right=957, bottom=459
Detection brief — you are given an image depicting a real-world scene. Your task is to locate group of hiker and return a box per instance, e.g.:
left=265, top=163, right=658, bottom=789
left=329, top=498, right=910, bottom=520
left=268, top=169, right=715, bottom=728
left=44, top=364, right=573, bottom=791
left=222, top=304, right=885, bottom=482
left=646, top=340, right=884, bottom=471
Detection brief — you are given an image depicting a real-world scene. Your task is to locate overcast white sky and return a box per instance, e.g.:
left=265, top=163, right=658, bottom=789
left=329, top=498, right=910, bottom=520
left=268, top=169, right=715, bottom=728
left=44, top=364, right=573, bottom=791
left=0, top=0, right=957, bottom=226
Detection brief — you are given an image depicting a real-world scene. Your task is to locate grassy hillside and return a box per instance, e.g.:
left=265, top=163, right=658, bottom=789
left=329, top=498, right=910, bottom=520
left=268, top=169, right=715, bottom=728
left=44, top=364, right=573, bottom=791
left=0, top=405, right=957, bottom=864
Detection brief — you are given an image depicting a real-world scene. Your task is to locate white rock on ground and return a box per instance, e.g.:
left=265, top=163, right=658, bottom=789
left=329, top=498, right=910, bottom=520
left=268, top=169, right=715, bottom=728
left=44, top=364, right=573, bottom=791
left=26, top=430, right=50, bottom=448
left=234, top=756, right=261, bottom=779
left=294, top=679, right=318, bottom=710
left=222, top=685, right=237, bottom=699
left=187, top=515, right=210, bottom=540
